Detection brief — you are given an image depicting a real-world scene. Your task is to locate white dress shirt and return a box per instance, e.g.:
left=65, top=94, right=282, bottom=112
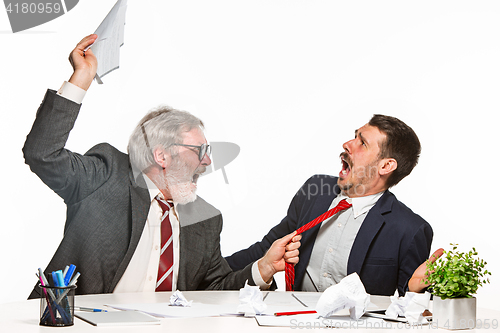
left=301, top=191, right=384, bottom=292
left=114, top=176, right=181, bottom=292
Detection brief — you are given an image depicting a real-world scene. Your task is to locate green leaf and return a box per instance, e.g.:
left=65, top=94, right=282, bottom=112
left=426, top=244, right=491, bottom=298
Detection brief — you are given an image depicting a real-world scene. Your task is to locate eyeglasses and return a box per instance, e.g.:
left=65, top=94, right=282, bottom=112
left=170, top=143, right=211, bottom=161
left=141, top=123, right=210, bottom=162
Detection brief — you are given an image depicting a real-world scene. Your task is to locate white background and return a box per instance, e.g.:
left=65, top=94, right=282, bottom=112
left=1, top=1, right=498, bottom=310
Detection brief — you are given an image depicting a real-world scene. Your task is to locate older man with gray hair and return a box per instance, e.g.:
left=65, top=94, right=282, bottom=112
left=24, top=34, right=299, bottom=298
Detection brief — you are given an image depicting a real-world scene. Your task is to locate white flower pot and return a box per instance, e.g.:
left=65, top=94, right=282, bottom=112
left=433, top=296, right=476, bottom=330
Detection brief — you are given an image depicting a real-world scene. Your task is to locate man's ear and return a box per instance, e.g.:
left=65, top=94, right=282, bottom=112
left=379, top=158, right=397, bottom=176
left=153, top=148, right=171, bottom=170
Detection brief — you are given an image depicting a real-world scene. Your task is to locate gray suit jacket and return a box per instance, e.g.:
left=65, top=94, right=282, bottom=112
left=24, top=90, right=253, bottom=298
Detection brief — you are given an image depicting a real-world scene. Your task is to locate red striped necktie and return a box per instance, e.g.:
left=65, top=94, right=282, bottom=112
left=155, top=196, right=174, bottom=292
left=285, top=198, right=352, bottom=291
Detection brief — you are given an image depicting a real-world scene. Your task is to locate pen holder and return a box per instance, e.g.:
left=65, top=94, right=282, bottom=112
left=38, top=283, right=77, bottom=327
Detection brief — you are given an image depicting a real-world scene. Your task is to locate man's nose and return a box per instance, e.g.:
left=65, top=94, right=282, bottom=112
left=201, top=152, right=212, bottom=166
left=342, top=139, right=353, bottom=154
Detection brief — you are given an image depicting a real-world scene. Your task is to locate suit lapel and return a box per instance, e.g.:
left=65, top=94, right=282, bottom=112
left=347, top=190, right=393, bottom=274
left=177, top=221, right=204, bottom=290
left=109, top=171, right=150, bottom=292
left=175, top=197, right=219, bottom=290
left=127, top=173, right=151, bottom=259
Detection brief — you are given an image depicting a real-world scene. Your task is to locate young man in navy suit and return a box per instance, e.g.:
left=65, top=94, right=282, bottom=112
left=226, top=115, right=442, bottom=295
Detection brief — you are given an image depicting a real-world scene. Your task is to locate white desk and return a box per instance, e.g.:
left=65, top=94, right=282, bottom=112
left=1, top=291, right=498, bottom=332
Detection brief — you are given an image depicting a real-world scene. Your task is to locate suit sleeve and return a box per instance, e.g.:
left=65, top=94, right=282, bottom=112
left=203, top=241, right=255, bottom=290
left=23, top=90, right=113, bottom=205
left=191, top=214, right=255, bottom=290
left=399, top=222, right=433, bottom=295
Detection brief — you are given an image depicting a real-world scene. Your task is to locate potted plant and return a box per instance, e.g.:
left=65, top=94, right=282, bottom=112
left=424, top=244, right=491, bottom=330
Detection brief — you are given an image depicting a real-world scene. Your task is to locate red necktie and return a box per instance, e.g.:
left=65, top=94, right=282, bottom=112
left=285, top=199, right=352, bottom=291
left=155, top=196, right=174, bottom=291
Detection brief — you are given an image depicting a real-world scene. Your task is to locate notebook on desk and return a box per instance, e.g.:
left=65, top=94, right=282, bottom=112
left=75, top=310, right=161, bottom=326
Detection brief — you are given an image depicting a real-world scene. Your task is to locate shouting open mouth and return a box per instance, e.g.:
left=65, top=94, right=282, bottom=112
left=192, top=173, right=200, bottom=186
left=191, top=166, right=206, bottom=187
left=340, top=153, right=351, bottom=178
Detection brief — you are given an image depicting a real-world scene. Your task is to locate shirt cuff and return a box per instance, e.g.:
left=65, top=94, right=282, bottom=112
left=57, top=81, right=86, bottom=104
left=251, top=261, right=272, bottom=290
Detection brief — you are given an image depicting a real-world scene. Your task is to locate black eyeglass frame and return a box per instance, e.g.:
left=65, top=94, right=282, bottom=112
left=141, top=123, right=210, bottom=162
left=169, top=143, right=211, bottom=161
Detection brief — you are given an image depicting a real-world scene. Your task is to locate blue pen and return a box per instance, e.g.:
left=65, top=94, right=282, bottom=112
left=68, top=272, right=80, bottom=286
left=56, top=270, right=71, bottom=324
left=55, top=272, right=80, bottom=304
left=51, top=271, right=59, bottom=287
left=55, top=270, right=65, bottom=287
left=64, top=264, right=76, bottom=286
left=75, top=307, right=108, bottom=312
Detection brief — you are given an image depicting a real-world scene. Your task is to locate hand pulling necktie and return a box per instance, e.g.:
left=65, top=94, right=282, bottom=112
left=285, top=199, right=352, bottom=291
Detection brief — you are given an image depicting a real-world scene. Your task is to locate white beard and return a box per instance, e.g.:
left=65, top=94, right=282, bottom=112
left=158, top=157, right=202, bottom=205
left=165, top=174, right=197, bottom=205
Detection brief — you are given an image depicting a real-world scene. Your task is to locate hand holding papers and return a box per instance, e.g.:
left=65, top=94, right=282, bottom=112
left=315, top=272, right=370, bottom=320
left=85, top=0, right=128, bottom=84
left=385, top=291, right=431, bottom=324
left=237, top=281, right=267, bottom=315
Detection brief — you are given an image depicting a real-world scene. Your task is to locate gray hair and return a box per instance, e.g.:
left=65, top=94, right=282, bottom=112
left=128, top=105, right=204, bottom=173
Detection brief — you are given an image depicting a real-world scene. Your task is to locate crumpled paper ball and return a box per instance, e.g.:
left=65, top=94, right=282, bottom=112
left=315, top=272, right=370, bottom=320
left=169, top=290, right=193, bottom=307
left=237, top=280, right=267, bottom=315
left=385, top=291, right=430, bottom=324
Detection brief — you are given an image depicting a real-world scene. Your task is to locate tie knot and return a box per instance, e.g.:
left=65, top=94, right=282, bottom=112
left=155, top=195, right=173, bottom=214
left=337, top=198, right=352, bottom=210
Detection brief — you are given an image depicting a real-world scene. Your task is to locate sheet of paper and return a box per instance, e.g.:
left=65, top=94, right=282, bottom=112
left=291, top=292, right=383, bottom=312
left=87, top=0, right=128, bottom=83
left=107, top=302, right=240, bottom=318
left=255, top=313, right=386, bottom=328
left=263, top=291, right=316, bottom=308
left=109, top=293, right=313, bottom=318
left=290, top=293, right=321, bottom=307
left=75, top=310, right=160, bottom=326
left=257, top=292, right=314, bottom=316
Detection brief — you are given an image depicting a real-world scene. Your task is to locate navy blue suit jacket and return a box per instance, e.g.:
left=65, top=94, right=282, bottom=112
left=226, top=175, right=433, bottom=296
